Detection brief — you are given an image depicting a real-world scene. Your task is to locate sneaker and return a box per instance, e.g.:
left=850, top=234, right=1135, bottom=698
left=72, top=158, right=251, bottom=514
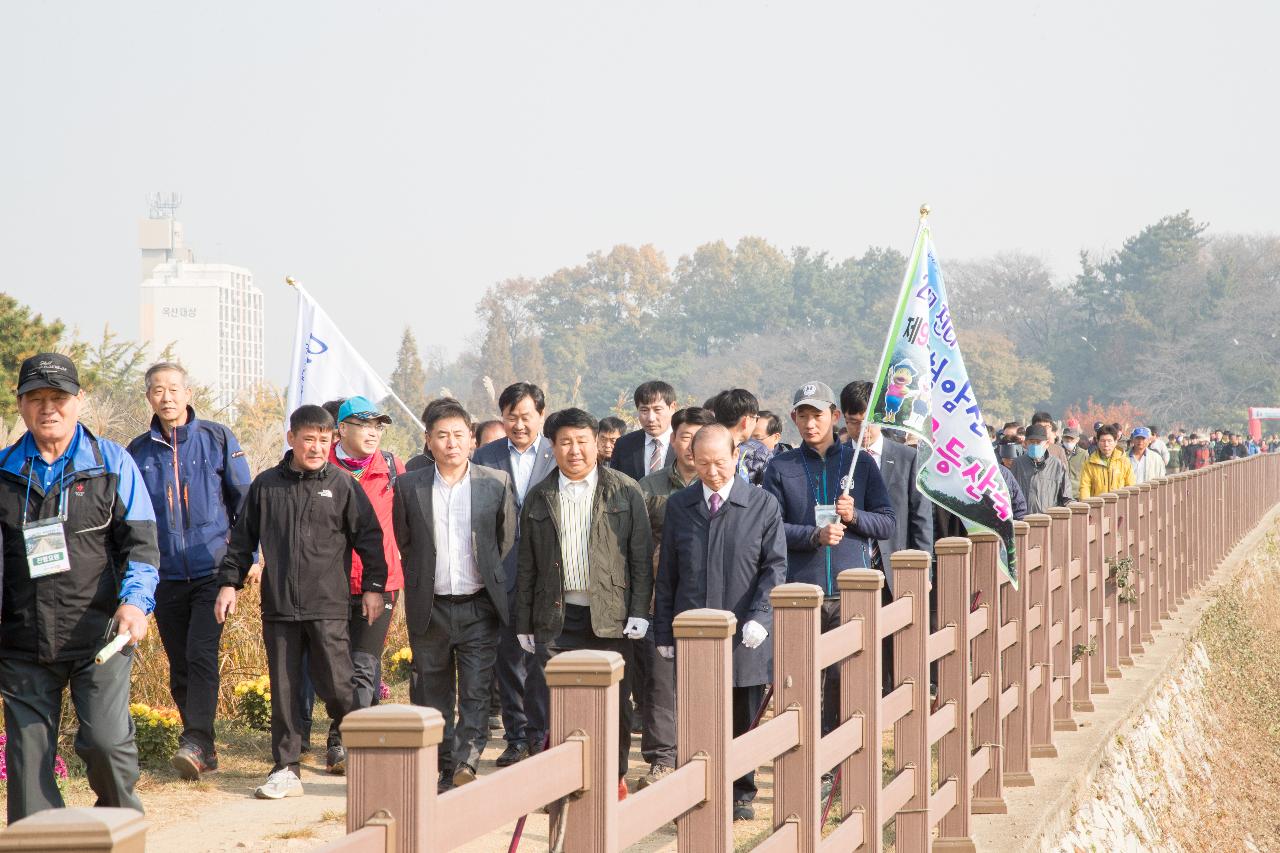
left=618, top=778, right=628, bottom=801
left=437, top=771, right=454, bottom=794
left=255, top=768, right=303, bottom=800
left=733, top=800, right=755, bottom=821
left=488, top=714, right=503, bottom=733
left=326, top=744, right=347, bottom=775
left=171, top=744, right=215, bottom=781
left=496, top=742, right=529, bottom=767
left=528, top=737, right=546, bottom=757
left=820, top=772, right=834, bottom=803
left=453, top=764, right=477, bottom=787
left=636, top=763, right=674, bottom=790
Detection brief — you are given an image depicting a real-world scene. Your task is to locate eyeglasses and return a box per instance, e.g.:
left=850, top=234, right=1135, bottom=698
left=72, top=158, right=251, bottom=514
left=343, top=419, right=387, bottom=433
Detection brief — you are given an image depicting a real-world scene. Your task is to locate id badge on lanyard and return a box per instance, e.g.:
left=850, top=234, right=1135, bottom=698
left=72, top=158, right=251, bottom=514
left=24, top=476, right=72, bottom=580
left=24, top=495, right=71, bottom=579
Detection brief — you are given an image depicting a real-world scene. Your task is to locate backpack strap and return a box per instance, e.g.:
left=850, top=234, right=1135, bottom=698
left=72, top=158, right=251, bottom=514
left=382, top=450, right=398, bottom=489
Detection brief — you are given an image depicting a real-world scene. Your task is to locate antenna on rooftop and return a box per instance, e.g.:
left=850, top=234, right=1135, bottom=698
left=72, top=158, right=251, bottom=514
left=147, top=192, right=183, bottom=219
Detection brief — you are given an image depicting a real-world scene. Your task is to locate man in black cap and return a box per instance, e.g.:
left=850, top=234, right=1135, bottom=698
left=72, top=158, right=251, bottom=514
left=0, top=353, right=160, bottom=821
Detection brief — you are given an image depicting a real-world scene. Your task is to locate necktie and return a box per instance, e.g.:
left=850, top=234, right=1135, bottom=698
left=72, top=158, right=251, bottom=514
left=709, top=493, right=722, bottom=516
left=648, top=439, right=663, bottom=473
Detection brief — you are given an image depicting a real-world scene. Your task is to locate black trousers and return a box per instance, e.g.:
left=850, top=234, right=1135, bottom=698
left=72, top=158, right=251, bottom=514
left=153, top=575, right=224, bottom=754
left=0, top=652, right=142, bottom=823
left=535, top=604, right=632, bottom=776
left=732, top=684, right=767, bottom=803
left=263, top=619, right=355, bottom=772
left=496, top=608, right=549, bottom=748
left=820, top=589, right=894, bottom=737
left=410, top=593, right=500, bottom=774
left=323, top=591, right=399, bottom=741
left=639, top=620, right=676, bottom=768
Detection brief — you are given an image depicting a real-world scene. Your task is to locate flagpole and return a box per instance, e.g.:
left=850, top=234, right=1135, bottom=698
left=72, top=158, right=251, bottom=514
left=284, top=276, right=425, bottom=430
left=842, top=204, right=931, bottom=497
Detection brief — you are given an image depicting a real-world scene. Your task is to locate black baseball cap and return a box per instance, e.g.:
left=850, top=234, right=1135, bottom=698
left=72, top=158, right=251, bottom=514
left=16, top=353, right=81, bottom=396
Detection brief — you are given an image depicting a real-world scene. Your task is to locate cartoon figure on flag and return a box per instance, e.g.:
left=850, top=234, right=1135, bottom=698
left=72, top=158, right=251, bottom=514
left=850, top=206, right=1018, bottom=587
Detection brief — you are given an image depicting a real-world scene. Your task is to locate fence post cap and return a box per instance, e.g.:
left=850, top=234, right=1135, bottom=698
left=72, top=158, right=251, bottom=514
left=968, top=531, right=1001, bottom=543
left=673, top=608, right=737, bottom=639
left=837, top=568, right=885, bottom=591
left=341, top=703, right=445, bottom=748
left=770, top=582, right=824, bottom=607
left=1024, top=513, right=1052, bottom=527
left=1068, top=501, right=1091, bottom=513
left=1046, top=507, right=1072, bottom=519
left=545, top=649, right=625, bottom=687
left=1083, top=497, right=1106, bottom=507
left=1013, top=520, right=1030, bottom=534
left=0, top=807, right=146, bottom=851
left=934, top=537, right=973, bottom=555
left=1101, top=493, right=1119, bottom=504
left=888, top=549, right=931, bottom=570
left=1138, top=482, right=1154, bottom=491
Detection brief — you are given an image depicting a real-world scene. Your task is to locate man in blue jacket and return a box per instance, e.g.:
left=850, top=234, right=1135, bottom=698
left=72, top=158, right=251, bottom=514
left=0, top=353, right=159, bottom=822
left=127, top=361, right=251, bottom=780
left=762, top=381, right=895, bottom=735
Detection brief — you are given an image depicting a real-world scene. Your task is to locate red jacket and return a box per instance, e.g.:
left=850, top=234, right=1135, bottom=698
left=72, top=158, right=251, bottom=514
left=328, top=446, right=405, bottom=594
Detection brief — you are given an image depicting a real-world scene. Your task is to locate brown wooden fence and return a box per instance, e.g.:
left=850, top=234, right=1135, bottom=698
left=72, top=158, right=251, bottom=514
left=7, top=453, right=1278, bottom=853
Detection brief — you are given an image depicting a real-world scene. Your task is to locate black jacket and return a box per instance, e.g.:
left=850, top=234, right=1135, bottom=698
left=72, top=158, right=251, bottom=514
left=610, top=430, right=676, bottom=483
left=217, top=454, right=388, bottom=621
left=393, top=463, right=517, bottom=630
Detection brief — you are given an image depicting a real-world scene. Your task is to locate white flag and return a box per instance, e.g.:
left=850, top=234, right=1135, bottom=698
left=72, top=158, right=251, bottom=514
left=285, top=283, right=421, bottom=428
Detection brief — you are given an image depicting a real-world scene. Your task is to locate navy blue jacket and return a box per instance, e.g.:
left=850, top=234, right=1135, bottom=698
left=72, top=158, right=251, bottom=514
left=127, top=408, right=252, bottom=582
left=762, top=442, right=896, bottom=594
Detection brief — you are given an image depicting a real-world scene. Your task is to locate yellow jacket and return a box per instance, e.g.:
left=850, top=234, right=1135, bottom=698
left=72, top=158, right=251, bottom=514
left=1078, top=450, right=1135, bottom=500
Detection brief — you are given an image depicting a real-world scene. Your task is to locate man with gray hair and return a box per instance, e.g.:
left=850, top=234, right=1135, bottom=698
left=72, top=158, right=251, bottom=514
left=127, top=361, right=252, bottom=780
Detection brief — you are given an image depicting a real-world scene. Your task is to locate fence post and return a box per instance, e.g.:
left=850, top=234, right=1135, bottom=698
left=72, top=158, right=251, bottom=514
left=0, top=808, right=147, bottom=853
left=1069, top=501, right=1094, bottom=712
left=1024, top=513, right=1054, bottom=761
left=891, top=551, right=931, bottom=851
left=772, top=582, right=823, bottom=853
left=342, top=703, right=442, bottom=853
left=1084, top=497, right=1109, bottom=695
left=1100, top=493, right=1122, bottom=680
left=969, top=532, right=1005, bottom=814
left=1002, top=522, right=1032, bottom=788
left=1136, top=482, right=1155, bottom=646
left=934, top=537, right=976, bottom=852
left=672, top=608, right=736, bottom=851
left=1046, top=507, right=1075, bottom=734
left=546, top=649, right=624, bottom=853
left=1149, top=478, right=1167, bottom=631
left=1114, top=488, right=1135, bottom=666
left=839, top=568, right=883, bottom=853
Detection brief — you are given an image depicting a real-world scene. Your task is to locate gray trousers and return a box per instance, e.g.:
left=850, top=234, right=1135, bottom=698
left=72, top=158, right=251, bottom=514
left=410, top=593, right=501, bottom=774
left=638, top=623, right=676, bottom=768
left=0, top=652, right=142, bottom=823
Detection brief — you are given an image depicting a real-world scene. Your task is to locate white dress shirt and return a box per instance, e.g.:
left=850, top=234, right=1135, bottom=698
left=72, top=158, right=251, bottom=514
left=558, top=466, right=598, bottom=605
left=645, top=429, right=672, bottom=474
left=432, top=466, right=481, bottom=596
left=864, top=433, right=885, bottom=469
left=508, top=436, right=542, bottom=503
left=702, top=480, right=734, bottom=512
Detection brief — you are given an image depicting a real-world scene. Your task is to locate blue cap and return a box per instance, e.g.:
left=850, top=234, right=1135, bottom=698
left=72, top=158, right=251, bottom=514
left=337, top=395, right=392, bottom=425
left=1131, top=427, right=1151, bottom=439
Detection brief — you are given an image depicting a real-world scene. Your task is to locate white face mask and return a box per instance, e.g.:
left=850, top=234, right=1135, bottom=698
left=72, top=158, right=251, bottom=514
left=1062, top=440, right=1078, bottom=451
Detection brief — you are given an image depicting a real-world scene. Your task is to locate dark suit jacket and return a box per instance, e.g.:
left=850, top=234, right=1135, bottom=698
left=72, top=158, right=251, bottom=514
left=653, top=478, right=788, bottom=686
left=867, top=439, right=934, bottom=592
left=392, top=463, right=517, bottom=633
left=610, top=429, right=676, bottom=483
left=471, top=435, right=557, bottom=598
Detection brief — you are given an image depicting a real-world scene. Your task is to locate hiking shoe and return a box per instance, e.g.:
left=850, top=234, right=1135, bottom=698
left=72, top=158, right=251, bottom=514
left=488, top=714, right=503, bottom=733
left=170, top=744, right=216, bottom=781
left=326, top=744, right=347, bottom=775
left=733, top=800, right=755, bottom=821
left=636, top=763, right=674, bottom=790
left=496, top=742, right=529, bottom=767
left=453, top=764, right=477, bottom=787
left=437, top=771, right=455, bottom=794
left=255, top=768, right=303, bottom=800
left=528, top=736, right=546, bottom=757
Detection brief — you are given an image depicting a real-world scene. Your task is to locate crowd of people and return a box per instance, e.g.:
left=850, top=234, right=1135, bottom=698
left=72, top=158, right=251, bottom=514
left=0, top=351, right=1270, bottom=824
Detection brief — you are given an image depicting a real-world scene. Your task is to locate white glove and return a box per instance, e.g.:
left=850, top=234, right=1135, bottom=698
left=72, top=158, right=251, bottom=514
left=741, top=620, right=768, bottom=650
left=657, top=645, right=675, bottom=659
left=623, top=617, right=649, bottom=640
left=517, top=634, right=537, bottom=655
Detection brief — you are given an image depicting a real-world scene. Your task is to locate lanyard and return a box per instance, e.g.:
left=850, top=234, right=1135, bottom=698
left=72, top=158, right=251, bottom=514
left=24, top=460, right=69, bottom=525
left=798, top=444, right=846, bottom=506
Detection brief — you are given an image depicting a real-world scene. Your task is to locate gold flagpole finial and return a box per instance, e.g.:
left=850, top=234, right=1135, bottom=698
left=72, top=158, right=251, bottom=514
left=919, top=203, right=931, bottom=221
left=285, top=276, right=298, bottom=288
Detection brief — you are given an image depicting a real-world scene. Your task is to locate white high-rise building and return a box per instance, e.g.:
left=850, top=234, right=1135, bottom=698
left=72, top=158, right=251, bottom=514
left=138, top=197, right=264, bottom=414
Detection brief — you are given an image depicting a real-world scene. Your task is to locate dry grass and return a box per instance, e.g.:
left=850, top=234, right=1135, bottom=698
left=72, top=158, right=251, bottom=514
left=1162, top=526, right=1280, bottom=851
left=269, top=825, right=319, bottom=840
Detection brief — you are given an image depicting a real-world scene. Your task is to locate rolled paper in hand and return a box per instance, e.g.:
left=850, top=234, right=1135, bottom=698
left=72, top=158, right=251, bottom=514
left=95, top=633, right=130, bottom=665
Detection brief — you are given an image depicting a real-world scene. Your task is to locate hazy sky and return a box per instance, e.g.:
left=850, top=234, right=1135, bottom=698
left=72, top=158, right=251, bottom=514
left=2, top=1, right=1275, bottom=384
